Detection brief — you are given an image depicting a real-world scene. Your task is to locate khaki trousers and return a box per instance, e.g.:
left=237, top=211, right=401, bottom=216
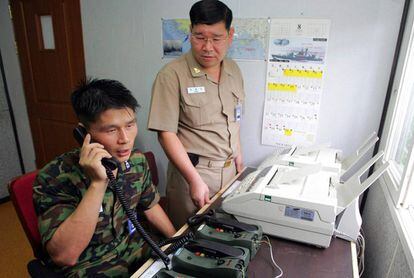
left=166, top=159, right=236, bottom=229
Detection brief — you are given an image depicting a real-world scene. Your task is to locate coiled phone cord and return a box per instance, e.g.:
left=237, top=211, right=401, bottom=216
left=157, top=231, right=195, bottom=255
left=105, top=168, right=171, bottom=268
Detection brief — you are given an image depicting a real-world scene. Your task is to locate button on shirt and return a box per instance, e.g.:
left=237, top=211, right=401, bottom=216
left=148, top=52, right=245, bottom=159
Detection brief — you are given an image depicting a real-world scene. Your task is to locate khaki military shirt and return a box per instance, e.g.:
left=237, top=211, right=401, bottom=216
left=33, top=149, right=159, bottom=276
left=148, top=52, right=245, bottom=160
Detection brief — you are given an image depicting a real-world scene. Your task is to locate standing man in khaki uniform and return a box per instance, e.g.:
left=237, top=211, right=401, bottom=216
left=148, top=0, right=245, bottom=229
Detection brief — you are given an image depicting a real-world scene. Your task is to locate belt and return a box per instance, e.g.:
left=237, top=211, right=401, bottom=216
left=198, top=157, right=233, bottom=168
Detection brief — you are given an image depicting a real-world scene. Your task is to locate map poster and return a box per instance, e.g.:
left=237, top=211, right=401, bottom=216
left=162, top=18, right=269, bottom=61
left=262, top=18, right=330, bottom=147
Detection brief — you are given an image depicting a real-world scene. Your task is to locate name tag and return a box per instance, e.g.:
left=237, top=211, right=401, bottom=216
left=235, top=103, right=242, bottom=122
left=187, top=86, right=205, bottom=94
left=124, top=161, right=131, bottom=171
left=127, top=219, right=136, bottom=235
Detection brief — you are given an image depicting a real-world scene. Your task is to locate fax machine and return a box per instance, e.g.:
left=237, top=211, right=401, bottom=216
left=222, top=133, right=389, bottom=247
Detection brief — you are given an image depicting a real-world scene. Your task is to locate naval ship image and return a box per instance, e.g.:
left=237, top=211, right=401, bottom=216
left=270, top=48, right=323, bottom=63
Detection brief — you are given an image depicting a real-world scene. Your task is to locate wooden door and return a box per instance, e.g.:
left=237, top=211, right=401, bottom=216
left=10, top=0, right=85, bottom=168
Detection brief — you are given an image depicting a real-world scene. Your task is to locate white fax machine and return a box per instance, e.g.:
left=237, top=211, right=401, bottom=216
left=222, top=133, right=389, bottom=247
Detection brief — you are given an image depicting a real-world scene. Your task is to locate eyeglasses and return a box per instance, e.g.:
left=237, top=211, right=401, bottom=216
left=191, top=34, right=228, bottom=46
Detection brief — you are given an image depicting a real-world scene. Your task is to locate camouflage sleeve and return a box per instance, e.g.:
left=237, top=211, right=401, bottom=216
left=137, top=156, right=160, bottom=210
left=33, top=164, right=81, bottom=246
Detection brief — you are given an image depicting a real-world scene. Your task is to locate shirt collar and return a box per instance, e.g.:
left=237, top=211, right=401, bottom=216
left=185, top=52, right=205, bottom=77
left=221, top=58, right=233, bottom=77
left=185, top=52, right=233, bottom=78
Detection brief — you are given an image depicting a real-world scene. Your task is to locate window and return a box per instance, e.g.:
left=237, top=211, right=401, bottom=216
left=379, top=0, right=414, bottom=269
left=38, top=15, right=55, bottom=50
left=381, top=4, right=414, bottom=207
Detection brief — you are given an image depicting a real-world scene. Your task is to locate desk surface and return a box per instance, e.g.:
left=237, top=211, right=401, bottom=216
left=248, top=236, right=356, bottom=278
left=133, top=168, right=358, bottom=278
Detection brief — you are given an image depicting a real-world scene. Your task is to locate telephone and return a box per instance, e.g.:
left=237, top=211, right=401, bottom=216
left=73, top=125, right=118, bottom=170
left=171, top=239, right=249, bottom=278
left=72, top=125, right=171, bottom=267
left=187, top=210, right=262, bottom=260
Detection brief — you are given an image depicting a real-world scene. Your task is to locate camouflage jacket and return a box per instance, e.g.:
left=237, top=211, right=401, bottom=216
left=33, top=149, right=160, bottom=277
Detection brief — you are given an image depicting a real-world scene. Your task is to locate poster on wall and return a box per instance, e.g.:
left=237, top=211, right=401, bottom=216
left=262, top=18, right=330, bottom=147
left=162, top=18, right=269, bottom=60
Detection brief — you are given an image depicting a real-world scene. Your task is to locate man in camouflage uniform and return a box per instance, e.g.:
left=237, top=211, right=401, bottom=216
left=33, top=79, right=176, bottom=277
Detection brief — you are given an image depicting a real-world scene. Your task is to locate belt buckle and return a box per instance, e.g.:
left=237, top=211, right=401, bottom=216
left=224, top=159, right=232, bottom=168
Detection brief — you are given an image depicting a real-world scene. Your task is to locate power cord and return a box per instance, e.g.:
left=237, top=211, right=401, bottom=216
left=357, top=229, right=365, bottom=277
left=334, top=228, right=365, bottom=277
left=261, top=235, right=283, bottom=278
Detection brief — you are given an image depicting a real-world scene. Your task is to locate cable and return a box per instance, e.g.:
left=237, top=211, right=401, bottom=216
left=334, top=228, right=365, bottom=277
left=106, top=168, right=171, bottom=268
left=357, top=229, right=366, bottom=277
left=261, top=235, right=283, bottom=278
left=157, top=232, right=193, bottom=248
left=159, top=231, right=195, bottom=256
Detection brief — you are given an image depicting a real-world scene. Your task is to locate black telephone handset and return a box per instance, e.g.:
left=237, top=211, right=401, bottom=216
left=73, top=125, right=118, bottom=171
left=72, top=125, right=171, bottom=267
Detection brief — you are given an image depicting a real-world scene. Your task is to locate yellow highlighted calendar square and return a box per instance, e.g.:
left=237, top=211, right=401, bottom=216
left=283, top=69, right=323, bottom=78
left=267, top=83, right=297, bottom=92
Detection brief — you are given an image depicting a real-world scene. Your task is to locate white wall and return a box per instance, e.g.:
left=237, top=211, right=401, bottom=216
left=81, top=0, right=404, bottom=194
left=0, top=65, right=21, bottom=198
left=0, top=0, right=36, bottom=173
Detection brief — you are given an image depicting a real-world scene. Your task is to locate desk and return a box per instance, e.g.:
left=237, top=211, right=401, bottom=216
left=247, top=237, right=357, bottom=278
left=132, top=169, right=358, bottom=278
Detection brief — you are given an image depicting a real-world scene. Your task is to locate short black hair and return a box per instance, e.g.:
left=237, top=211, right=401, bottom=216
left=71, top=78, right=140, bottom=127
left=190, top=0, right=233, bottom=31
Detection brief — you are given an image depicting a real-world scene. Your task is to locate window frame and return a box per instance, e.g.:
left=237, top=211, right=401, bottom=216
left=378, top=0, right=414, bottom=273
left=380, top=0, right=414, bottom=208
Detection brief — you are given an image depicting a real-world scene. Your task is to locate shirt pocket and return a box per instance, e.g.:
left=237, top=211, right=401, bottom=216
left=232, top=89, right=245, bottom=104
left=180, top=90, right=210, bottom=126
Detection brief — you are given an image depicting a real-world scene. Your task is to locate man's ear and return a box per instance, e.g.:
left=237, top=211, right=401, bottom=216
left=228, top=26, right=235, bottom=44
left=229, top=27, right=235, bottom=37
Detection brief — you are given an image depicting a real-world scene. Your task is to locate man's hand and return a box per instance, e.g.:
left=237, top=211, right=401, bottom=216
left=189, top=180, right=211, bottom=208
left=47, top=133, right=113, bottom=266
left=158, top=131, right=211, bottom=209
left=235, top=153, right=244, bottom=173
left=79, top=134, right=112, bottom=183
